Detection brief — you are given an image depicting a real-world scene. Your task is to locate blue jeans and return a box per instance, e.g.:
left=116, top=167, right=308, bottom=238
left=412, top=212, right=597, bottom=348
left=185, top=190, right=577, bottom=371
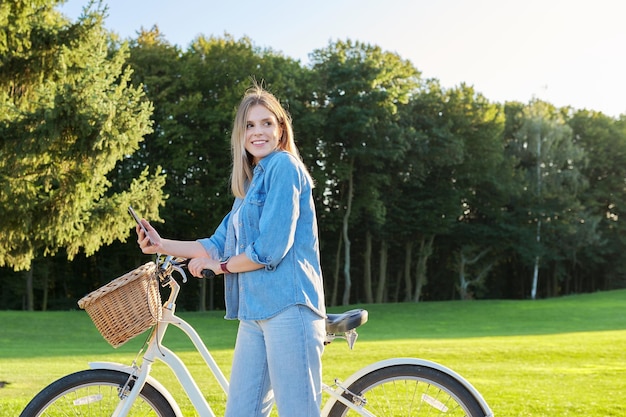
left=224, top=305, right=325, bottom=417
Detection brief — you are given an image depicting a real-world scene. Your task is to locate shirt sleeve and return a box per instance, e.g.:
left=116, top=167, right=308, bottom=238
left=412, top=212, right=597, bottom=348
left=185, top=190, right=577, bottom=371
left=245, top=154, right=305, bottom=270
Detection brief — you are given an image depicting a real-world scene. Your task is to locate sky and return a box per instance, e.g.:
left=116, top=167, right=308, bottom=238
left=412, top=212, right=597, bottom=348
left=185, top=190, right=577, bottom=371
left=59, top=0, right=626, bottom=117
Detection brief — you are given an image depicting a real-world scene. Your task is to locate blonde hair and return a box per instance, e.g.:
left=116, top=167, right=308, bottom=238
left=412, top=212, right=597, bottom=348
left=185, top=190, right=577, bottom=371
left=230, top=83, right=308, bottom=198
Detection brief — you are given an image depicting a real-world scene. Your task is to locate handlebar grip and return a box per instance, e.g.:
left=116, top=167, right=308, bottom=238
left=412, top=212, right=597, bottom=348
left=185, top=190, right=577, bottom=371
left=201, top=269, right=216, bottom=279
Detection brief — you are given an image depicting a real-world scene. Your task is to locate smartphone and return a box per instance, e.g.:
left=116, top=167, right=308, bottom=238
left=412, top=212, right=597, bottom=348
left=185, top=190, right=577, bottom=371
left=128, top=205, right=150, bottom=240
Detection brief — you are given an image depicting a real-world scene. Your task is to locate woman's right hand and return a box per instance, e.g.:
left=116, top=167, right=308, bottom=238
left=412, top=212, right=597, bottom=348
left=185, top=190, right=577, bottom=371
left=136, top=219, right=163, bottom=254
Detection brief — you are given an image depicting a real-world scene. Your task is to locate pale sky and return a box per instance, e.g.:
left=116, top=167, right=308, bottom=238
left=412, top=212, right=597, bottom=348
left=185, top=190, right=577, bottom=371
left=59, top=0, right=626, bottom=117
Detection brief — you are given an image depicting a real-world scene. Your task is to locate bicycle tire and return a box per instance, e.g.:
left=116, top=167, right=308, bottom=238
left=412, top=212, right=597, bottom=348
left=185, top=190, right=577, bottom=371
left=19, top=369, right=176, bottom=417
left=327, top=364, right=486, bottom=417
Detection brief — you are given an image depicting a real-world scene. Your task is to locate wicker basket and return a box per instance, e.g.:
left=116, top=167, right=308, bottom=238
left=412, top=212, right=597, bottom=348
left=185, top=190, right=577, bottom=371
left=78, top=262, right=162, bottom=348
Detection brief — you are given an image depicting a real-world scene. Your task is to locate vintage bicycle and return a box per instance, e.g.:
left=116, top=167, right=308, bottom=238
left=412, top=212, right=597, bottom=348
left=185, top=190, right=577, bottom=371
left=20, top=255, right=494, bottom=416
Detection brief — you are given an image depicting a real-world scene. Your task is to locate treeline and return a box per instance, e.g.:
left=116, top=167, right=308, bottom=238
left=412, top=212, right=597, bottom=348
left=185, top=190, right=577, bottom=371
left=2, top=3, right=626, bottom=311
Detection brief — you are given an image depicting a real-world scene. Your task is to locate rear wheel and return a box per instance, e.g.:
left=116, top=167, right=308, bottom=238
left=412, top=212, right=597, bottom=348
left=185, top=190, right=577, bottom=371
left=19, top=369, right=176, bottom=417
left=328, top=364, right=486, bottom=417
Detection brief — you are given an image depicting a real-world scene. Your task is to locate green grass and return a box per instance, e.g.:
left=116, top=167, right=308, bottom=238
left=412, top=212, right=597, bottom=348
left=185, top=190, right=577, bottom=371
left=2, top=290, right=626, bottom=416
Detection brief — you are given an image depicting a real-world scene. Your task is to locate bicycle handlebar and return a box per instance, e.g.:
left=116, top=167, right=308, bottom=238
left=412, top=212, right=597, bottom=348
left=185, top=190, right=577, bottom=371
left=201, top=269, right=216, bottom=279
left=156, top=255, right=216, bottom=281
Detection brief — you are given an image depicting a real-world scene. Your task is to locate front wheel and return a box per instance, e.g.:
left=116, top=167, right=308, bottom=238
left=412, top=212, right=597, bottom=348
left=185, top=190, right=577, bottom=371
left=19, top=369, right=176, bottom=417
left=327, top=364, right=486, bottom=417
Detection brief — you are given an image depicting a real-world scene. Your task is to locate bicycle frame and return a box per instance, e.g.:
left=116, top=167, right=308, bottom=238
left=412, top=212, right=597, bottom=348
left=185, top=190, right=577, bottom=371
left=98, top=289, right=227, bottom=416
left=85, top=260, right=493, bottom=417
left=89, top=274, right=380, bottom=417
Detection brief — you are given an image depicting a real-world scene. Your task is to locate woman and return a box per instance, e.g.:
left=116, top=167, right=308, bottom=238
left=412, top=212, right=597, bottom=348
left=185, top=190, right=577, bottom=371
left=136, top=83, right=326, bottom=417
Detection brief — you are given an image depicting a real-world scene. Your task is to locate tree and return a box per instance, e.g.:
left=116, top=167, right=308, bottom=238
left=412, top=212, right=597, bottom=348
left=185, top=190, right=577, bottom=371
left=393, top=82, right=510, bottom=301
left=127, top=31, right=314, bottom=310
left=454, top=246, right=494, bottom=300
left=443, top=85, right=514, bottom=300
left=0, top=2, right=165, bottom=308
left=310, top=39, right=420, bottom=305
left=387, top=80, right=449, bottom=302
left=505, top=100, right=588, bottom=299
left=567, top=110, right=626, bottom=292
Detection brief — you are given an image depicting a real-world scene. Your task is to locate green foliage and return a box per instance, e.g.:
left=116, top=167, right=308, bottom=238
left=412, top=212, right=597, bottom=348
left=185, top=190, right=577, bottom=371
left=2, top=3, right=626, bottom=309
left=0, top=2, right=165, bottom=271
left=502, top=100, right=600, bottom=297
left=310, top=40, right=422, bottom=304
left=125, top=30, right=313, bottom=240
left=567, top=111, right=626, bottom=289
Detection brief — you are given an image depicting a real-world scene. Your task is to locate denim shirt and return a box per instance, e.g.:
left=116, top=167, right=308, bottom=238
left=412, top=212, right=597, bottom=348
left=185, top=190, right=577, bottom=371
left=198, top=151, right=326, bottom=321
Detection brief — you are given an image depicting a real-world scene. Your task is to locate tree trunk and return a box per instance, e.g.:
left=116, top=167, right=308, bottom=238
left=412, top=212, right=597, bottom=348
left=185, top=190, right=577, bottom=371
left=375, top=240, right=388, bottom=303
left=531, top=260, right=539, bottom=299
left=457, top=246, right=493, bottom=300
left=394, top=268, right=403, bottom=302
left=413, top=235, right=434, bottom=302
left=551, top=264, right=559, bottom=297
left=41, top=266, right=49, bottom=312
left=341, top=160, right=354, bottom=306
left=363, top=230, right=373, bottom=304
left=331, top=230, right=343, bottom=307
left=403, top=241, right=413, bottom=301
left=25, top=268, right=34, bottom=311
left=531, top=128, right=542, bottom=300
left=458, top=251, right=469, bottom=300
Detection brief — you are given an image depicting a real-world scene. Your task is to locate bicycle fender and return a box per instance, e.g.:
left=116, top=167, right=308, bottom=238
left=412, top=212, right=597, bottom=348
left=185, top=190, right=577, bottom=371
left=322, top=357, right=494, bottom=417
left=89, top=361, right=184, bottom=417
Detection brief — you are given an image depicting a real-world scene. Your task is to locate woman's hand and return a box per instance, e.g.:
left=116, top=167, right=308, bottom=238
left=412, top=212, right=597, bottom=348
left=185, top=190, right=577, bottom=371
left=188, top=257, right=221, bottom=278
left=136, top=219, right=163, bottom=254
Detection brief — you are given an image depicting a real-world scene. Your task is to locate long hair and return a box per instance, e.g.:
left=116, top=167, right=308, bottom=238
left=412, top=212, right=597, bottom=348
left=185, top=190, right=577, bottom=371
left=230, top=82, right=309, bottom=198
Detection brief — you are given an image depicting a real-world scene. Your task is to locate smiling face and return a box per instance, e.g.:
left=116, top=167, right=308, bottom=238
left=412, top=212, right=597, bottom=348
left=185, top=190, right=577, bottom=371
left=245, top=104, right=283, bottom=164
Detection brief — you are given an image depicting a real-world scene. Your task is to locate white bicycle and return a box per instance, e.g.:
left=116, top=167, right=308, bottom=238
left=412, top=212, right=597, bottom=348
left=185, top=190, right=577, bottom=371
left=20, top=255, right=494, bottom=417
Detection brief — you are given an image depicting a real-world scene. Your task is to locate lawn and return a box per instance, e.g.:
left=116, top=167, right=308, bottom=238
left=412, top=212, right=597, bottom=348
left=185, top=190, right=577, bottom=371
left=1, top=289, right=625, bottom=416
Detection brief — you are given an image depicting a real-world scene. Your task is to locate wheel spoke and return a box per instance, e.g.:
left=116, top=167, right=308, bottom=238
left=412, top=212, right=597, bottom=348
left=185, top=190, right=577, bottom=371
left=19, top=370, right=175, bottom=417
left=327, top=365, right=486, bottom=417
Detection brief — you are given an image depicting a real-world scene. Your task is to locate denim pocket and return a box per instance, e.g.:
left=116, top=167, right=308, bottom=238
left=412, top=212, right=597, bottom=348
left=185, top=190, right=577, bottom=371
left=246, top=192, right=265, bottom=232
left=248, top=191, right=266, bottom=206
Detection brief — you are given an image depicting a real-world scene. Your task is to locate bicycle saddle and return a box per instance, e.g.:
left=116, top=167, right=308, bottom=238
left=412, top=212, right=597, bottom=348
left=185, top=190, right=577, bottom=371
left=325, top=309, right=368, bottom=333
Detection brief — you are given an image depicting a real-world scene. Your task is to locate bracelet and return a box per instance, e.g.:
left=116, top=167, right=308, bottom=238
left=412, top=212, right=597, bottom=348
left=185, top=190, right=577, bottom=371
left=220, top=260, right=231, bottom=274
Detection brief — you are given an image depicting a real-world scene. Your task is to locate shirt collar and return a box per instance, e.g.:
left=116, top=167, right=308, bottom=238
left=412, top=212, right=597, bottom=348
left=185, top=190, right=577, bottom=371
left=254, top=150, right=282, bottom=173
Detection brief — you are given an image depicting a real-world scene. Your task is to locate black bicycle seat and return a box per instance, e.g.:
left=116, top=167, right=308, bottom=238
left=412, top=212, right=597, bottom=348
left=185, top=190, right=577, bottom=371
left=325, top=309, right=368, bottom=333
